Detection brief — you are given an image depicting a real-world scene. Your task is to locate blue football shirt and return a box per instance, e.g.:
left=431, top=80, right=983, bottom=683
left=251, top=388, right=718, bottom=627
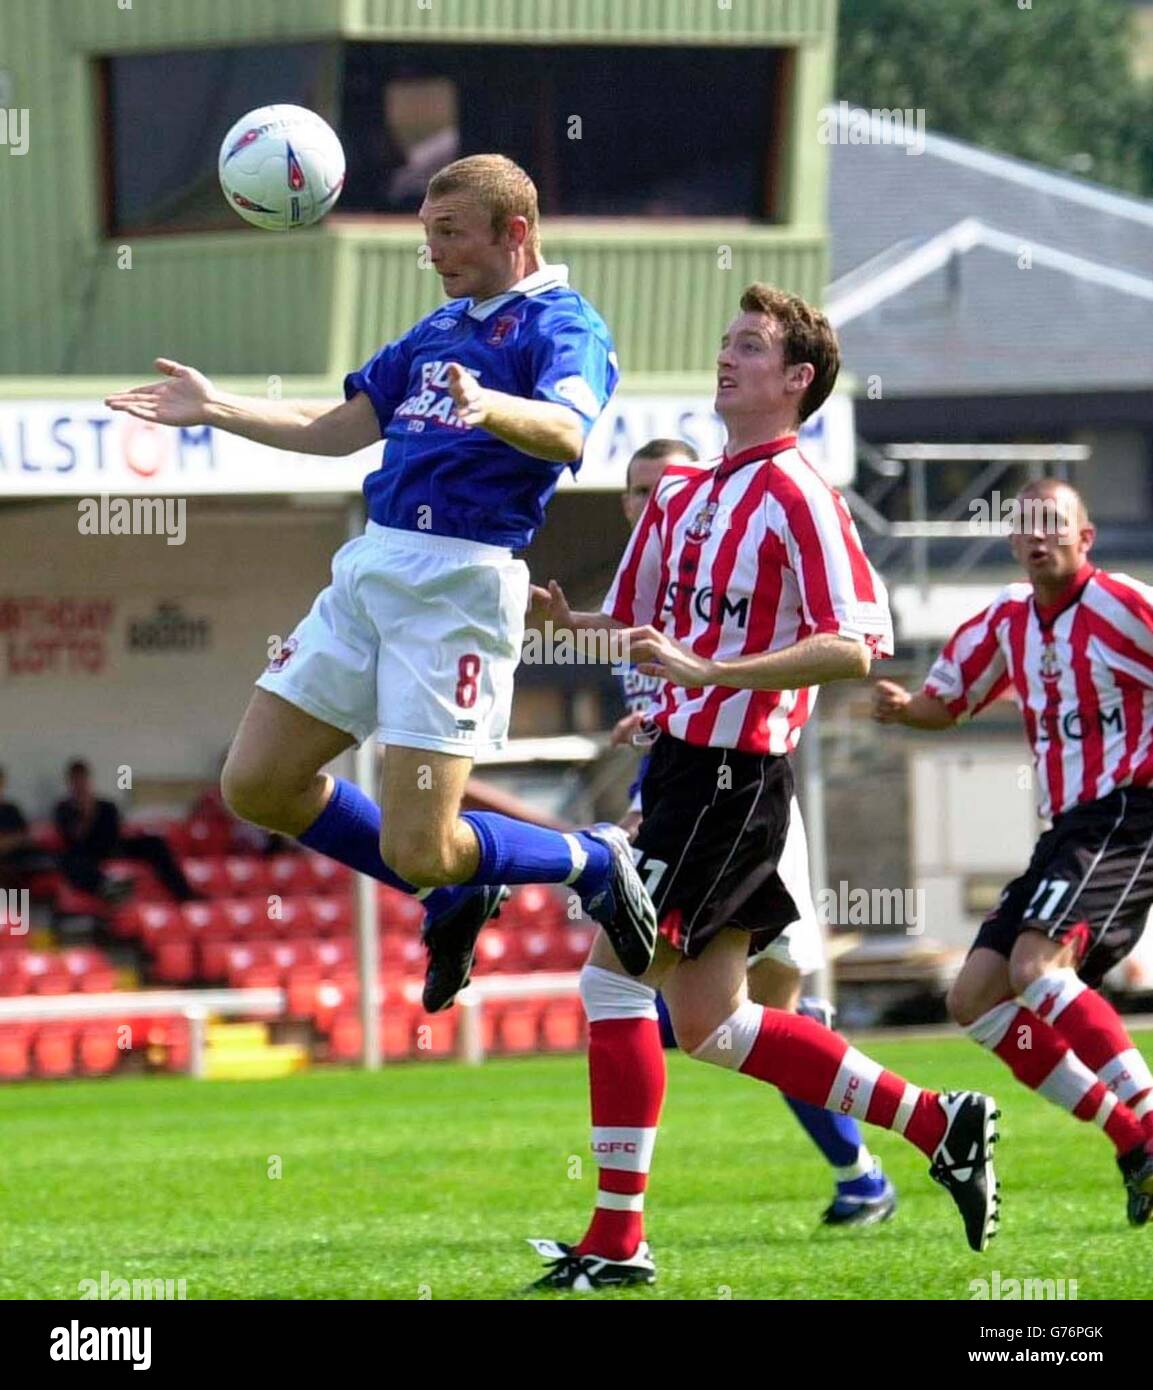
left=344, top=265, right=618, bottom=549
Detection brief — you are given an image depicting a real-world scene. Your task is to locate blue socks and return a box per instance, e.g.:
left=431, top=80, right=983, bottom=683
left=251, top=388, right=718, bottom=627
left=463, top=812, right=612, bottom=895
left=296, top=781, right=613, bottom=917
left=298, top=777, right=413, bottom=891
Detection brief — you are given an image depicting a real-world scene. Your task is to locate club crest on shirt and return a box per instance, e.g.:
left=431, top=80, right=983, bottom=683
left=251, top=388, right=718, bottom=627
left=266, top=636, right=299, bottom=674
left=684, top=500, right=718, bottom=544
left=1039, top=641, right=1061, bottom=683
left=487, top=313, right=520, bottom=347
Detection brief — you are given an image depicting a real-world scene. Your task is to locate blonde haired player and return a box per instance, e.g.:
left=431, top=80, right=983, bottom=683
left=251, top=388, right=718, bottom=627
left=106, top=154, right=657, bottom=1008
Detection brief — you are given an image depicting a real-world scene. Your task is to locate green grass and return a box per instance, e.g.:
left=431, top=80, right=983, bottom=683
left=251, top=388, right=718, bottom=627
left=1, top=1032, right=1148, bottom=1300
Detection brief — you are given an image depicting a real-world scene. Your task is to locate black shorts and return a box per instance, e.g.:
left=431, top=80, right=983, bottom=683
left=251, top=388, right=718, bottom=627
left=974, top=786, right=1153, bottom=987
left=634, top=735, right=799, bottom=960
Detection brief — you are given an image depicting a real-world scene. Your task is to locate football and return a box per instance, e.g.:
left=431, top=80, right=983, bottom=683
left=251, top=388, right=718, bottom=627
left=218, top=104, right=345, bottom=231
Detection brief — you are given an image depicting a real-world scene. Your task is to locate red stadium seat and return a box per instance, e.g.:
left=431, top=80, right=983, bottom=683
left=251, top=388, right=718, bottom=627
left=505, top=884, right=568, bottom=932
left=540, top=997, right=586, bottom=1052
left=379, top=931, right=424, bottom=974
left=382, top=1003, right=416, bottom=1059
left=0, top=1023, right=32, bottom=1079
left=310, top=938, right=354, bottom=972
left=136, top=902, right=186, bottom=946
left=267, top=854, right=310, bottom=896
left=329, top=1010, right=364, bottom=1061
left=33, top=968, right=73, bottom=996
left=223, top=855, right=269, bottom=897
left=147, top=1017, right=190, bottom=1071
left=378, top=887, right=425, bottom=932
left=285, top=967, right=323, bottom=1019
left=308, top=856, right=352, bottom=893
left=307, top=895, right=353, bottom=936
left=183, top=816, right=231, bottom=857
left=153, top=939, right=196, bottom=985
left=220, top=898, right=266, bottom=936
left=495, top=1000, right=543, bottom=1054
left=77, top=1023, right=121, bottom=1076
left=53, top=883, right=112, bottom=921
left=79, top=967, right=118, bottom=994
left=33, top=1024, right=76, bottom=1077
left=519, top=928, right=558, bottom=971
left=413, top=1010, right=457, bottom=1059
left=472, top=928, right=523, bottom=974
left=104, top=859, right=166, bottom=903
left=181, top=856, right=228, bottom=897
left=552, top=924, right=597, bottom=970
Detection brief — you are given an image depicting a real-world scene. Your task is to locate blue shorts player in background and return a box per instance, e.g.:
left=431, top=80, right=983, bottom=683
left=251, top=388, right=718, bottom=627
left=105, top=154, right=657, bottom=1001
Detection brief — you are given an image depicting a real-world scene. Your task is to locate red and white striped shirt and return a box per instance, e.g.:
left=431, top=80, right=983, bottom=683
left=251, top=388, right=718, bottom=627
left=923, top=567, right=1153, bottom=819
left=602, top=436, right=893, bottom=755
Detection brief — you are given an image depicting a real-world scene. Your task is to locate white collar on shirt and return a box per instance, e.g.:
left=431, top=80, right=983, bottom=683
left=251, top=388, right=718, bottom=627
left=467, top=264, right=570, bottom=321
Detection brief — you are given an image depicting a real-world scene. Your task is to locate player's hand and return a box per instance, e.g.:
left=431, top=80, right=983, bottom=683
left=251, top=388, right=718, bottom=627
left=872, top=678, right=912, bottom=724
left=611, top=710, right=646, bottom=746
left=619, top=809, right=643, bottom=842
left=104, top=358, right=215, bottom=426
left=529, top=579, right=575, bottom=628
left=447, top=363, right=490, bottom=428
left=624, top=625, right=715, bottom=687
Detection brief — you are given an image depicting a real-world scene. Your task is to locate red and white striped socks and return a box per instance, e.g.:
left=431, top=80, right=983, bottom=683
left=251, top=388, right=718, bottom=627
left=574, top=967, right=666, bottom=1261
left=691, top=1000, right=949, bottom=1156
left=965, top=974, right=1151, bottom=1154
left=1031, top=968, right=1153, bottom=1137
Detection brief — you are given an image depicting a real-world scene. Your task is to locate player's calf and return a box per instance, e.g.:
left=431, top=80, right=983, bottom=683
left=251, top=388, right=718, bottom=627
left=682, top=998, right=1000, bottom=1251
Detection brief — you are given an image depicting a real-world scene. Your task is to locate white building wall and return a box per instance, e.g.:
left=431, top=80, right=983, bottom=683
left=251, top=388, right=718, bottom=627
left=1, top=499, right=347, bottom=820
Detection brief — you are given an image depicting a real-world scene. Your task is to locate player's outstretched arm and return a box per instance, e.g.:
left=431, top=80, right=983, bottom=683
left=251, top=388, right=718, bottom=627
left=105, top=359, right=381, bottom=457
left=872, top=679, right=955, bottom=730
left=447, top=364, right=584, bottom=463
left=529, top=579, right=623, bottom=632
left=624, top=629, right=872, bottom=692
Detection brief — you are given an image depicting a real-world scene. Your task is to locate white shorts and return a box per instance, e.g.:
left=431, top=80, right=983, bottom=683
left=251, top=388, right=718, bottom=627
left=256, top=523, right=529, bottom=756
left=748, top=796, right=827, bottom=976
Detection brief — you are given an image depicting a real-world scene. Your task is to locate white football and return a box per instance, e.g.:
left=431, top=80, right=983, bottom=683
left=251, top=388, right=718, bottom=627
left=218, top=104, right=345, bottom=231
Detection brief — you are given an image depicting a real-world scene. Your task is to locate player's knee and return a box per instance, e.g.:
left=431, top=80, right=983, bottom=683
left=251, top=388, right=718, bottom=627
left=946, top=980, right=979, bottom=1027
left=220, top=759, right=286, bottom=830
left=1008, top=954, right=1050, bottom=996
left=380, top=833, right=456, bottom=889
left=947, top=975, right=1004, bottom=1027
left=678, top=997, right=761, bottom=1068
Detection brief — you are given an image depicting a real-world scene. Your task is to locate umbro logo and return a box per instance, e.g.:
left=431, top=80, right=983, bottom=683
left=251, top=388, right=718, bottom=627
left=430, top=316, right=458, bottom=330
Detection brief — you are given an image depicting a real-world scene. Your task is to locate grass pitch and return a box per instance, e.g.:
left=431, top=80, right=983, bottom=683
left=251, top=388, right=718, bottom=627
left=1, top=1032, right=1148, bottom=1300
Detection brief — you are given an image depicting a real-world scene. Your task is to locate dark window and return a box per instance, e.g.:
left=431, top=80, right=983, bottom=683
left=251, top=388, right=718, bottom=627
left=102, top=43, right=339, bottom=235
left=340, top=43, right=781, bottom=219
left=102, top=41, right=781, bottom=235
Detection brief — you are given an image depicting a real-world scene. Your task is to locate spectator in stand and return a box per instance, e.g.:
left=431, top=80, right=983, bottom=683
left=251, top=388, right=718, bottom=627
left=54, top=759, right=202, bottom=903
left=0, top=766, right=56, bottom=887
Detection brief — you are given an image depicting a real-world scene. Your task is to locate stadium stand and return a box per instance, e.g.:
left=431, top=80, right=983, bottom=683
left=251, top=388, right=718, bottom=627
left=0, top=812, right=590, bottom=1080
